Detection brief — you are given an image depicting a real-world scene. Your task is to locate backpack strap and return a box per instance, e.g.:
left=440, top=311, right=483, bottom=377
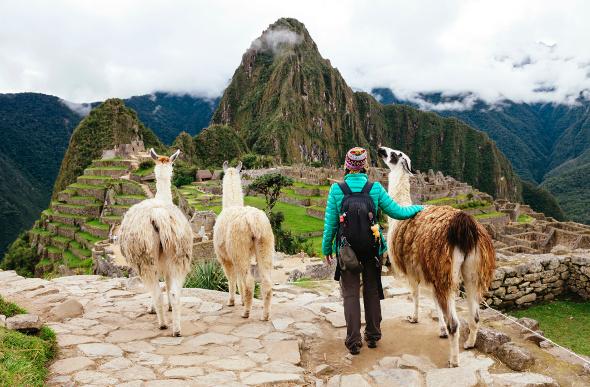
left=338, top=181, right=352, bottom=195
left=361, top=181, right=373, bottom=194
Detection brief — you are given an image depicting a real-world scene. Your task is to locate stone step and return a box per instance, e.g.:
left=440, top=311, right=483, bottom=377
left=109, top=204, right=131, bottom=216
left=45, top=245, right=63, bottom=263
left=121, top=180, right=144, bottom=196
left=114, top=195, right=147, bottom=206
left=91, top=159, right=135, bottom=169
left=76, top=175, right=112, bottom=187
left=57, top=225, right=80, bottom=239
left=101, top=216, right=122, bottom=226
left=53, top=203, right=103, bottom=218
left=57, top=189, right=76, bottom=202
left=50, top=213, right=92, bottom=227
left=66, top=196, right=98, bottom=206
left=83, top=222, right=110, bottom=240
left=84, top=167, right=128, bottom=179
left=50, top=236, right=72, bottom=251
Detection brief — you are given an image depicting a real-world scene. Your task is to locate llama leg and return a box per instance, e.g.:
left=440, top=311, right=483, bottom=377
left=222, top=259, right=237, bottom=307
left=442, top=296, right=460, bottom=367
left=408, top=276, right=420, bottom=323
left=146, top=276, right=167, bottom=330
left=434, top=294, right=448, bottom=338
left=165, top=272, right=173, bottom=312
left=242, top=269, right=255, bottom=318
left=169, top=272, right=184, bottom=337
left=462, top=258, right=481, bottom=349
left=255, top=239, right=273, bottom=321
left=237, top=276, right=246, bottom=306
left=148, top=297, right=156, bottom=314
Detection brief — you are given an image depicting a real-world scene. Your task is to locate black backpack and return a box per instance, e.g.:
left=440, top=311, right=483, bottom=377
left=337, top=181, right=379, bottom=261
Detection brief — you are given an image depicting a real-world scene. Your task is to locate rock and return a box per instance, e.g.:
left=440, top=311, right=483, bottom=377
left=98, top=356, right=133, bottom=371
left=0, top=314, right=6, bottom=328
left=369, top=369, right=422, bottom=386
left=93, top=256, right=124, bottom=277
left=516, top=293, right=537, bottom=305
left=73, top=370, right=118, bottom=385
left=426, top=368, right=478, bottom=387
left=550, top=245, right=571, bottom=255
left=492, top=372, right=559, bottom=386
left=497, top=342, right=535, bottom=371
left=315, top=364, right=333, bottom=375
left=265, top=340, right=301, bottom=364
left=272, top=317, right=294, bottom=331
left=57, top=335, right=101, bottom=347
left=304, top=262, right=336, bottom=279
left=49, top=299, right=84, bottom=320
left=49, top=357, right=95, bottom=374
left=580, top=363, right=590, bottom=376
left=232, top=322, right=272, bottom=338
left=188, top=332, right=239, bottom=346
left=168, top=355, right=218, bottom=366
left=516, top=317, right=540, bottom=332
left=524, top=333, right=545, bottom=346
left=150, top=336, right=184, bottom=345
left=105, top=329, right=161, bottom=343
left=163, top=367, right=204, bottom=378
left=378, top=356, right=400, bottom=369
left=325, top=312, right=346, bottom=328
left=118, top=365, right=157, bottom=381
left=475, top=326, right=511, bottom=353
left=399, top=354, right=437, bottom=372
left=327, top=375, right=341, bottom=387
left=539, top=340, right=554, bottom=349
left=207, top=356, right=257, bottom=371
left=262, top=361, right=305, bottom=374
left=6, top=314, right=42, bottom=332
left=339, top=374, right=371, bottom=387
left=287, top=268, right=304, bottom=283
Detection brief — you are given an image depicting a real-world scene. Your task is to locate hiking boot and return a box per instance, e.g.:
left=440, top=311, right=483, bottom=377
left=349, top=342, right=362, bottom=355
left=365, top=337, right=377, bottom=348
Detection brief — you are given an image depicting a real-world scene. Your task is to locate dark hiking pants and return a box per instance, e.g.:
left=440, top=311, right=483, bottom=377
left=340, top=260, right=382, bottom=350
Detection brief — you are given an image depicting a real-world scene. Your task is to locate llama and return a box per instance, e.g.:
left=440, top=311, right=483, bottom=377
left=378, top=146, right=495, bottom=367
left=119, top=149, right=193, bottom=336
left=213, top=161, right=274, bottom=320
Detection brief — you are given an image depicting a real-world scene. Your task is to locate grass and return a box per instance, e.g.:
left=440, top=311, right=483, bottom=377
left=86, top=166, right=126, bottom=170
left=45, top=246, right=62, bottom=254
left=111, top=204, right=131, bottom=209
left=510, top=295, right=590, bottom=357
left=132, top=165, right=155, bottom=176
left=63, top=250, right=93, bottom=268
left=51, top=213, right=91, bottom=220
left=115, top=194, right=147, bottom=199
left=86, top=219, right=109, bottom=230
left=102, top=215, right=121, bottom=219
left=50, top=235, right=71, bottom=243
left=473, top=212, right=506, bottom=219
left=75, top=232, right=104, bottom=244
left=69, top=241, right=92, bottom=257
left=184, top=259, right=229, bottom=291
left=306, top=235, right=324, bottom=256
left=60, top=189, right=76, bottom=194
left=307, top=205, right=326, bottom=211
left=69, top=183, right=106, bottom=189
left=36, top=259, right=53, bottom=266
left=244, top=196, right=324, bottom=234
left=80, top=175, right=111, bottom=180
left=48, top=222, right=62, bottom=227
left=0, top=295, right=57, bottom=387
left=423, top=197, right=455, bottom=205
left=30, top=229, right=52, bottom=236
left=293, top=182, right=330, bottom=191
left=281, top=188, right=322, bottom=200
left=518, top=214, right=535, bottom=223
left=292, top=277, right=332, bottom=292
left=58, top=203, right=85, bottom=209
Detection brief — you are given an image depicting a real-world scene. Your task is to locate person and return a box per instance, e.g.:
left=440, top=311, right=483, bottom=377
left=321, top=147, right=424, bottom=355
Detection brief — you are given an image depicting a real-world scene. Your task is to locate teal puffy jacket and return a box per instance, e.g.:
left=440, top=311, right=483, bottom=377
left=321, top=173, right=424, bottom=256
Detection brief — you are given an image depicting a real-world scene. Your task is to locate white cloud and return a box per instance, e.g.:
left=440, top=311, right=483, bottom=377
left=59, top=99, right=92, bottom=116
left=249, top=28, right=302, bottom=53
left=0, top=0, right=589, bottom=108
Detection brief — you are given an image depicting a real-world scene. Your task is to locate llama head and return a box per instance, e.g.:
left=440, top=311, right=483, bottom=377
left=377, top=146, right=416, bottom=176
left=150, top=148, right=180, bottom=184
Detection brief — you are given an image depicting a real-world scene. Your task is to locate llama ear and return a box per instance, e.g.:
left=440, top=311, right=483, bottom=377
left=170, top=149, right=181, bottom=163
left=222, top=161, right=229, bottom=172
left=400, top=158, right=414, bottom=176
left=150, top=148, right=158, bottom=161
left=235, top=162, right=242, bottom=173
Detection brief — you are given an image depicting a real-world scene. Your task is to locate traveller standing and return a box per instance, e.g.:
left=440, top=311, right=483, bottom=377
left=322, top=147, right=424, bottom=355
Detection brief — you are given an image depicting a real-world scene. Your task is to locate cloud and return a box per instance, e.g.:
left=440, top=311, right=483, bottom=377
left=59, top=99, right=92, bottom=116
left=249, top=28, right=302, bottom=53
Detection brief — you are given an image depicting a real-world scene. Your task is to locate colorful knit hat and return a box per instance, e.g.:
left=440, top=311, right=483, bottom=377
left=345, top=147, right=367, bottom=171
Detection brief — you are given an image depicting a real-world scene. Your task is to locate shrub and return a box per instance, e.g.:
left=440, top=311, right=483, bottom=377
left=0, top=233, right=39, bottom=278
left=184, top=259, right=228, bottom=292
left=139, top=160, right=155, bottom=170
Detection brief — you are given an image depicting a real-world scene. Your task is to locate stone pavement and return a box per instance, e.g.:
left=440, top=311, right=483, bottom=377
left=0, top=269, right=584, bottom=386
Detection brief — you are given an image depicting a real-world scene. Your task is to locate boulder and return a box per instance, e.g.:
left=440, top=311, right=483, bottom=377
left=304, top=262, right=336, bottom=280
left=93, top=256, right=124, bottom=278
left=475, top=326, right=511, bottom=354
left=516, top=317, right=540, bottom=332
left=550, top=245, right=571, bottom=255
left=49, top=299, right=84, bottom=320
left=492, top=372, right=558, bottom=386
left=287, top=269, right=304, bottom=283
left=6, top=314, right=42, bottom=332
left=497, top=342, right=535, bottom=371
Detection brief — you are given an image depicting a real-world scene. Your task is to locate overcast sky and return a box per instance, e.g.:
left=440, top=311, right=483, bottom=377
left=1, top=0, right=589, bottom=108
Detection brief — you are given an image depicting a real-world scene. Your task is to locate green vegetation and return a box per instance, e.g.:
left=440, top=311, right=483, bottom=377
left=423, top=197, right=456, bottom=205
left=510, top=295, right=590, bottom=357
left=281, top=188, right=322, bottom=200
left=69, top=241, right=91, bottom=257
left=0, top=295, right=57, bottom=387
left=247, top=173, right=294, bottom=214
left=45, top=246, right=62, bottom=254
left=184, top=259, right=229, bottom=291
left=132, top=165, right=155, bottom=176
left=116, top=194, right=147, bottom=199
left=293, top=182, right=330, bottom=191
left=517, top=214, right=534, bottom=223
left=75, top=232, right=104, bottom=245
left=0, top=233, right=40, bottom=278
left=86, top=219, right=109, bottom=230
left=451, top=200, right=491, bottom=210
left=540, top=164, right=589, bottom=224
left=473, top=212, right=506, bottom=219
left=63, top=250, right=93, bottom=268
left=292, top=277, right=332, bottom=292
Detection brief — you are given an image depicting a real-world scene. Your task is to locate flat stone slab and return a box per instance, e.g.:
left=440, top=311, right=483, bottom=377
left=207, top=356, right=257, bottom=371
left=240, top=371, right=304, bottom=385
left=192, top=371, right=238, bottom=387
left=105, top=329, right=161, bottom=343
left=232, top=322, right=273, bottom=338
left=271, top=317, right=294, bottom=331
left=49, top=357, right=95, bottom=374
left=77, top=343, right=123, bottom=358
left=425, top=368, right=478, bottom=387
left=187, top=332, right=240, bottom=346
left=369, top=369, right=422, bottom=386
left=491, top=372, right=559, bottom=386
left=163, top=367, right=205, bottom=378
left=57, top=334, right=101, bottom=347
left=340, top=373, right=372, bottom=387
left=73, top=370, right=119, bottom=385
left=325, top=312, right=346, bottom=328
left=265, top=339, right=301, bottom=364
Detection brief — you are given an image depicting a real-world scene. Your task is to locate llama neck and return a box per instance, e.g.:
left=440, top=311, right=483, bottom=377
left=155, top=179, right=173, bottom=202
left=222, top=173, right=244, bottom=208
left=388, top=169, right=413, bottom=207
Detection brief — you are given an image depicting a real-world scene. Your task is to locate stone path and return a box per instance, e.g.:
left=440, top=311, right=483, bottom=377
left=1, top=268, right=587, bottom=386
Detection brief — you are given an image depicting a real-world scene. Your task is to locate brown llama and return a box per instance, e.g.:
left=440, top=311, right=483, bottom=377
left=378, top=146, right=495, bottom=367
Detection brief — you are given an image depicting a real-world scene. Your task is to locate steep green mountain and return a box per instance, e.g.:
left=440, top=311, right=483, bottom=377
left=124, top=93, right=219, bottom=145
left=208, top=18, right=521, bottom=201
left=0, top=93, right=85, bottom=257
left=521, top=181, right=568, bottom=222
left=172, top=125, right=248, bottom=167
left=52, top=98, right=163, bottom=197
left=540, top=163, right=590, bottom=224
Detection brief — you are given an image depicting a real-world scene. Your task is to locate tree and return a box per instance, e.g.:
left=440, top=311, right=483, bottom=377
left=246, top=172, right=294, bottom=214
left=0, top=232, right=40, bottom=278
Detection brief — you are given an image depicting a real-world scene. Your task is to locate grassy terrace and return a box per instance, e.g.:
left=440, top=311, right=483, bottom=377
left=70, top=183, right=106, bottom=189
left=473, top=212, right=506, bottom=219
left=102, top=215, right=121, bottom=219
left=61, top=189, right=76, bottom=194
left=0, top=295, right=57, bottom=386
left=51, top=213, right=91, bottom=220
left=115, top=194, right=147, bottom=199
left=518, top=214, right=535, bottom=223
left=281, top=188, right=322, bottom=200
left=69, top=241, right=92, bottom=257
left=423, top=197, right=456, bottom=205
left=75, top=231, right=105, bottom=244
left=30, top=229, right=53, bottom=236
left=86, top=219, right=109, bottom=230
left=132, top=166, right=155, bottom=176
left=46, top=246, right=62, bottom=254
left=86, top=166, right=127, bottom=170
left=63, top=250, right=93, bottom=268
left=59, top=203, right=85, bottom=209
left=80, top=175, right=112, bottom=180
left=293, top=182, right=330, bottom=191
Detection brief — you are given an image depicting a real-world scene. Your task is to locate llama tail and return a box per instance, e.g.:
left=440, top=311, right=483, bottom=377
left=447, top=211, right=478, bottom=256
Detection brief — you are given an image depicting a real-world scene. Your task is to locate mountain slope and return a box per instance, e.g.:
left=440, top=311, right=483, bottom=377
left=209, top=18, right=521, bottom=201
left=540, top=163, right=590, bottom=224
left=52, top=98, right=163, bottom=197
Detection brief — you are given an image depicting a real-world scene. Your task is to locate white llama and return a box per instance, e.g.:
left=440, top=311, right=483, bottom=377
left=119, top=149, right=193, bottom=336
left=378, top=146, right=496, bottom=367
left=213, top=161, right=274, bottom=320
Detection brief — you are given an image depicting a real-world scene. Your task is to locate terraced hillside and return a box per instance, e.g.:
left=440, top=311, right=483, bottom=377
left=29, top=157, right=151, bottom=277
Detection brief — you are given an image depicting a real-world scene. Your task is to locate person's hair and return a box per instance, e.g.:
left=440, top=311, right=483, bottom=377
left=345, top=167, right=367, bottom=175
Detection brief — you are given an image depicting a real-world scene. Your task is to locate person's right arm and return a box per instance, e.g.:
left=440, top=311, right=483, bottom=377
left=375, top=182, right=423, bottom=219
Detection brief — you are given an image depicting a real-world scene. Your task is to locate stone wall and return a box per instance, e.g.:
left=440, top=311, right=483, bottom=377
left=485, top=252, right=590, bottom=309
left=192, top=240, right=216, bottom=262
left=279, top=196, right=311, bottom=207
left=476, top=214, right=510, bottom=228
left=306, top=207, right=326, bottom=220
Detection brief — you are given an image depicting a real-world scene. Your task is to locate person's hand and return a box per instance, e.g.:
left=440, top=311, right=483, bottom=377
left=324, top=254, right=333, bottom=265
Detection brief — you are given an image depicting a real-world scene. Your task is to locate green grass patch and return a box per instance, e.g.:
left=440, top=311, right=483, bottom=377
left=60, top=189, right=76, bottom=194
left=86, top=203, right=102, bottom=207
left=473, top=212, right=506, bottom=219
left=122, top=180, right=143, bottom=189
left=69, top=241, right=92, bottom=257
left=293, top=182, right=331, bottom=191
left=111, top=204, right=131, bottom=209
left=45, top=246, right=62, bottom=254
left=102, top=215, right=121, bottom=219
left=0, top=296, right=58, bottom=386
left=63, top=250, right=91, bottom=268
left=307, top=205, right=326, bottom=211
left=51, top=213, right=91, bottom=219
left=517, top=214, right=535, bottom=223
left=58, top=203, right=85, bottom=209
left=244, top=196, right=324, bottom=234
left=48, top=222, right=62, bottom=227
left=80, top=175, right=111, bottom=180
left=70, top=183, right=106, bottom=189
left=281, top=188, right=322, bottom=200
left=132, top=165, right=155, bottom=176
left=75, top=232, right=104, bottom=244
left=50, top=235, right=71, bottom=243
left=510, top=295, right=590, bottom=357
left=423, top=197, right=455, bottom=205
left=86, top=166, right=127, bottom=170
left=292, top=277, right=332, bottom=292
left=86, top=219, right=109, bottom=230
left=30, top=229, right=53, bottom=236
left=36, top=259, right=53, bottom=266
left=306, top=235, right=324, bottom=256
left=115, top=194, right=147, bottom=199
